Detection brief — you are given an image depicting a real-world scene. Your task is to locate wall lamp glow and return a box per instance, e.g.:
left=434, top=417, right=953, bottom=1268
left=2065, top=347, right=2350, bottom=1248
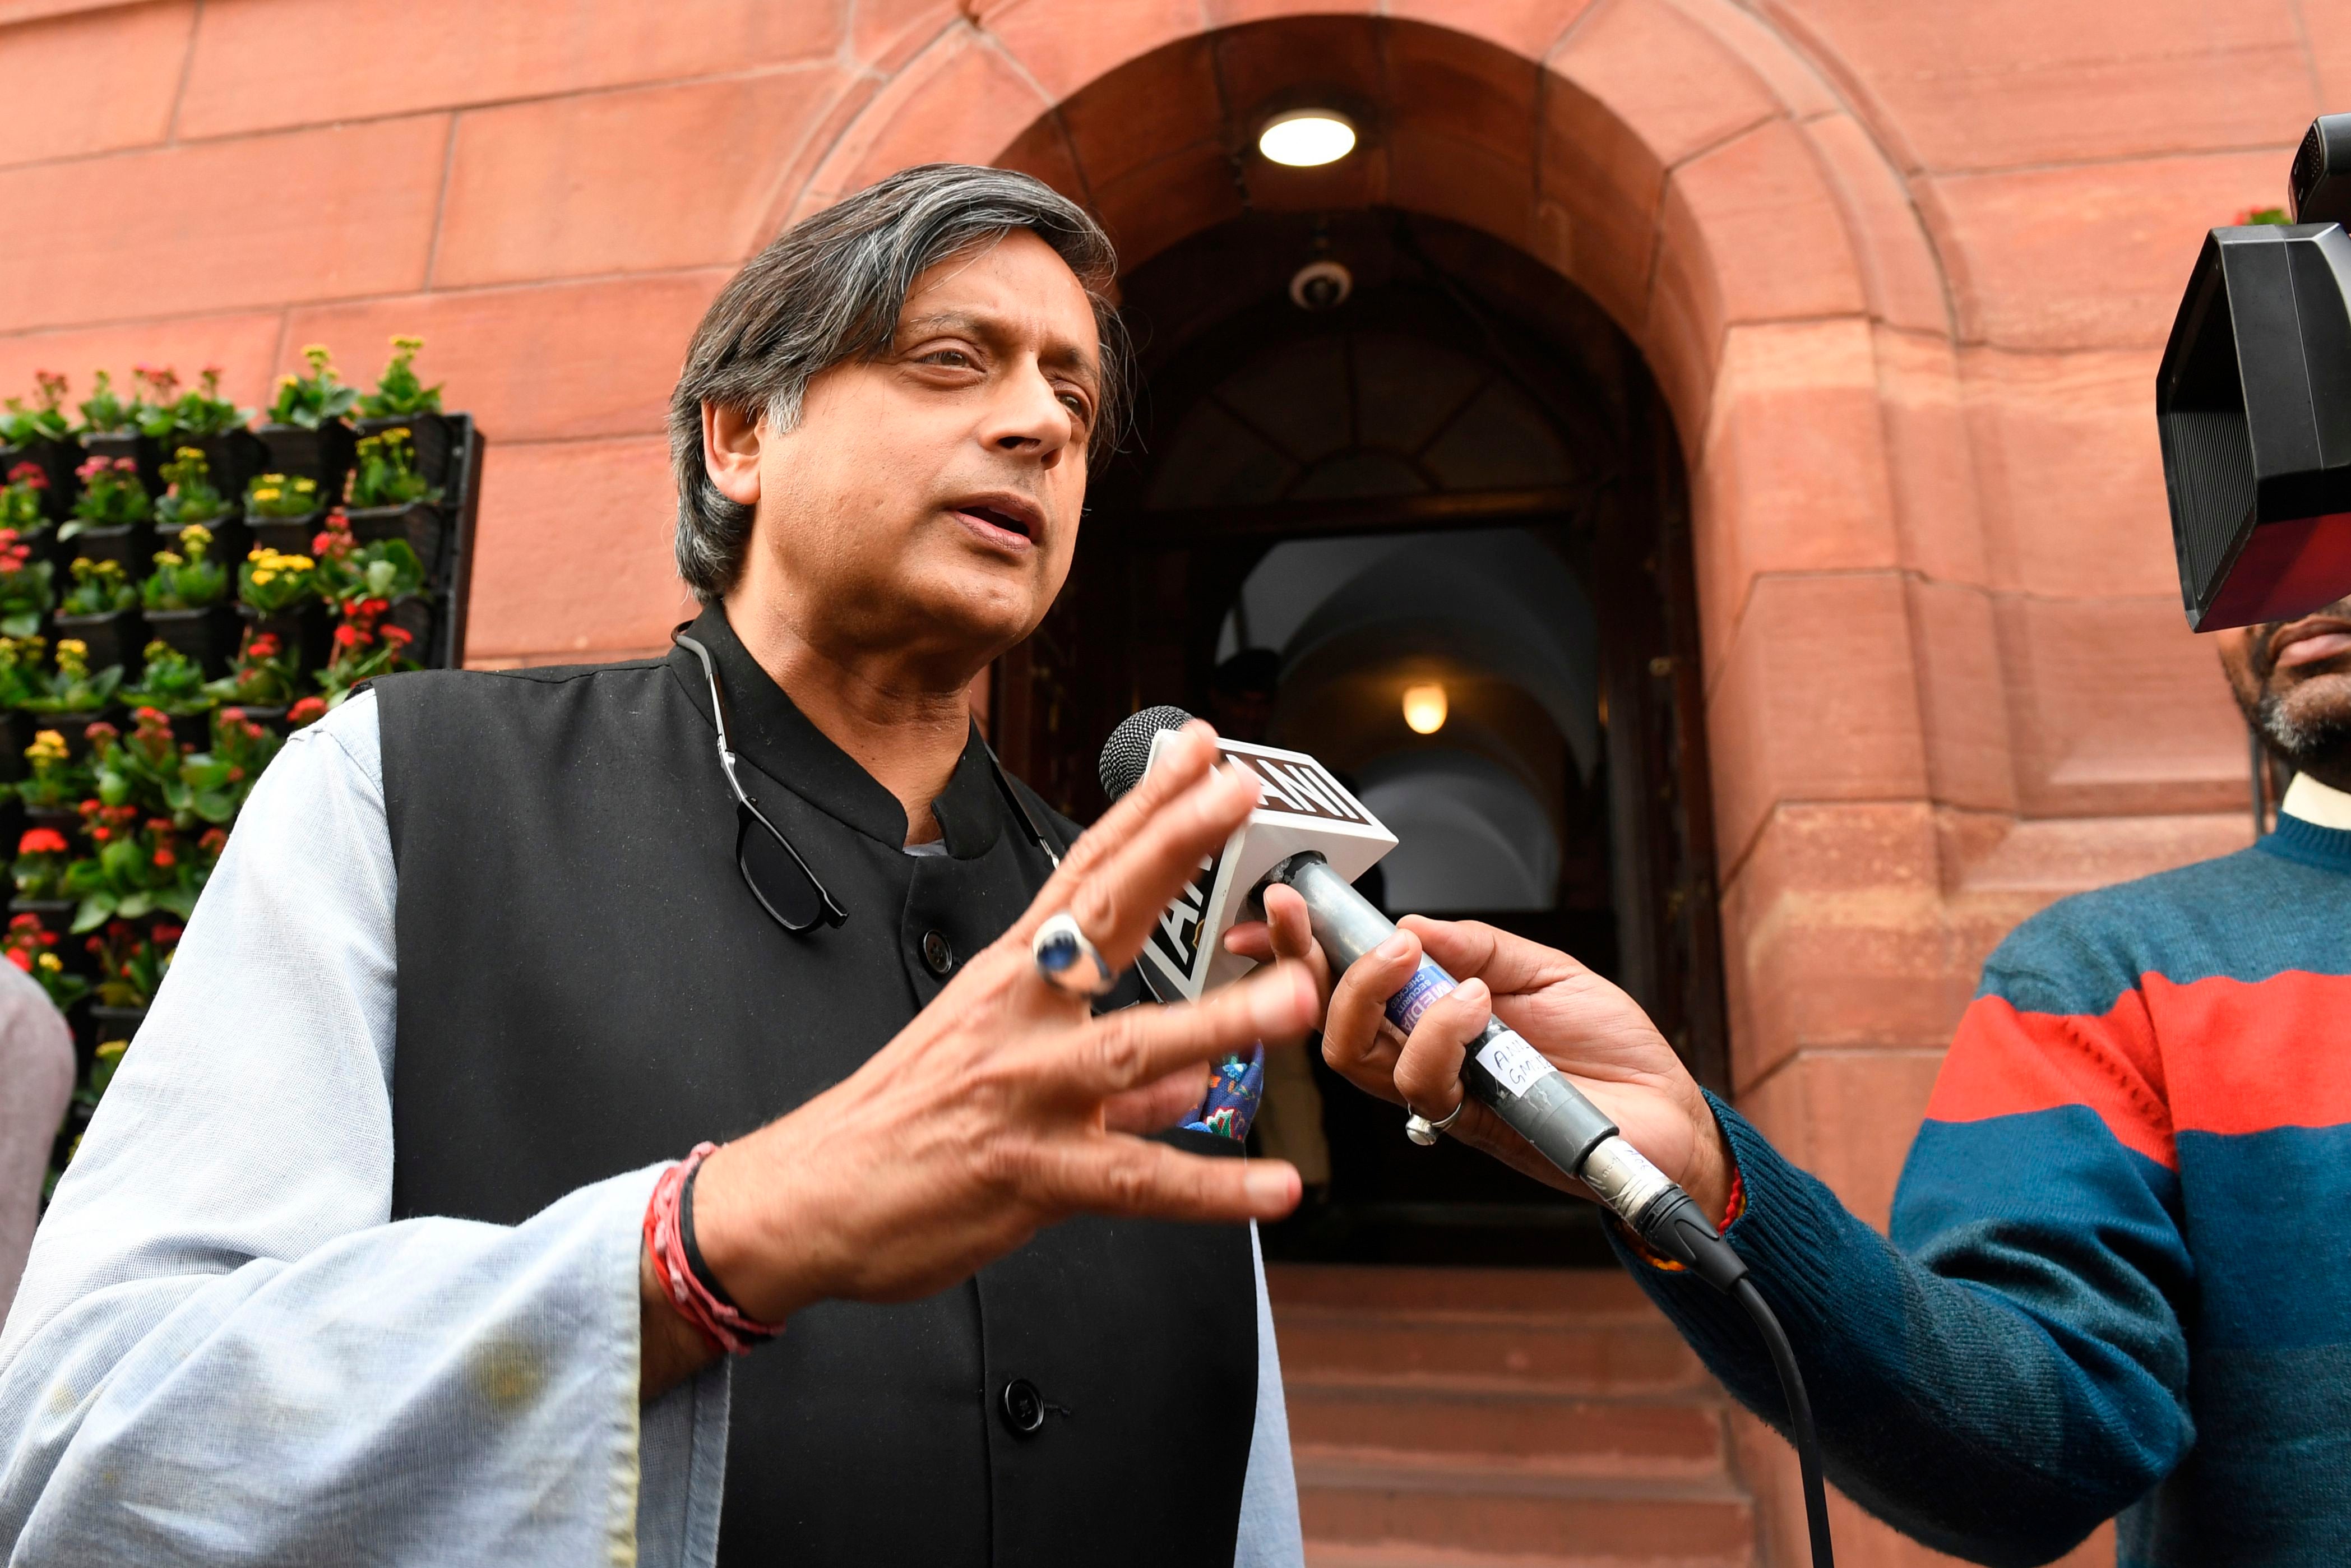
left=1402, top=682, right=1448, bottom=735
left=1258, top=110, right=1357, bottom=168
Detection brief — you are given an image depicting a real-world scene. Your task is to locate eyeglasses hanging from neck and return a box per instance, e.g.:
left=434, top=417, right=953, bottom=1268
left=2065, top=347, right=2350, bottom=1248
left=673, top=626, right=1064, bottom=935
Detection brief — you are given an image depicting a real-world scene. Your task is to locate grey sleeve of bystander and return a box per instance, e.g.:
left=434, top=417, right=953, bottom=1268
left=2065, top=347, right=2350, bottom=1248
left=0, top=962, right=74, bottom=1324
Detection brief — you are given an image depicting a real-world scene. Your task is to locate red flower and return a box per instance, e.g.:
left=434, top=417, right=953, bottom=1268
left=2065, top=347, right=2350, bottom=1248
left=152, top=848, right=175, bottom=869
left=333, top=624, right=363, bottom=649
left=153, top=924, right=183, bottom=944
left=243, top=635, right=278, bottom=660
left=5, top=463, right=45, bottom=489
left=288, top=697, right=328, bottom=726
left=383, top=625, right=414, bottom=647
left=4, top=950, right=27, bottom=974
left=219, top=706, right=246, bottom=722
left=8, top=913, right=40, bottom=935
left=16, top=827, right=67, bottom=856
left=198, top=829, right=227, bottom=854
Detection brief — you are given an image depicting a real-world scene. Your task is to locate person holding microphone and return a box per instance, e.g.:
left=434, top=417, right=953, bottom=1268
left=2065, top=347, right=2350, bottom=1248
left=1249, top=594, right=2351, bottom=1564
left=1, top=166, right=1312, bottom=1567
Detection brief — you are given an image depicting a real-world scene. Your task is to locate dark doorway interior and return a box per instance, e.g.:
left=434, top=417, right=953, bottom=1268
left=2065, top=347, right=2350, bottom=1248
left=994, top=212, right=1724, bottom=1264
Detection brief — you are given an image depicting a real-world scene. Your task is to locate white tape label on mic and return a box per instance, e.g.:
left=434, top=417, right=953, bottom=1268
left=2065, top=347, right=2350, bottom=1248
left=1476, top=1029, right=1551, bottom=1098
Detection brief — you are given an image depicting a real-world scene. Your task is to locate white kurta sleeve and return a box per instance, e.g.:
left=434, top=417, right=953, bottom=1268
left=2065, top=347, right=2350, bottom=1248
left=1235, top=1224, right=1305, bottom=1567
left=0, top=690, right=728, bottom=1567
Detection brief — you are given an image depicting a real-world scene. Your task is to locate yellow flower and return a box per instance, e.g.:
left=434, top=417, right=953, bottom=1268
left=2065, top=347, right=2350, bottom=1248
left=251, top=570, right=275, bottom=587
left=55, top=639, right=85, bottom=658
left=279, top=374, right=298, bottom=387
left=182, top=525, right=211, bottom=548
left=175, top=446, right=203, bottom=462
left=96, top=1039, right=126, bottom=1065
left=36, top=953, right=58, bottom=973
left=287, top=555, right=314, bottom=571
left=252, top=487, right=280, bottom=503
left=393, top=335, right=423, bottom=352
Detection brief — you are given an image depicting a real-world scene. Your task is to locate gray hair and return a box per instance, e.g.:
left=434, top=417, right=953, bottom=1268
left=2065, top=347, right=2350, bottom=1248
left=668, top=163, right=1127, bottom=602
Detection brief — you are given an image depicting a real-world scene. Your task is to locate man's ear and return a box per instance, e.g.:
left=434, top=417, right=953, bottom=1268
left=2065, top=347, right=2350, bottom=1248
left=704, top=401, right=762, bottom=507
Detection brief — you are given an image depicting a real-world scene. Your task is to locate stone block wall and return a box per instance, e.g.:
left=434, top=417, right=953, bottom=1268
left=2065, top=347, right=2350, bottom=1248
left=0, top=1, right=2331, bottom=1561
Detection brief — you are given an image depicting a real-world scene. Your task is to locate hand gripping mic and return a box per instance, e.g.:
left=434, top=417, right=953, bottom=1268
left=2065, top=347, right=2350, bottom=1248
left=1098, top=707, right=1734, bottom=1276
left=1100, top=707, right=1838, bottom=1568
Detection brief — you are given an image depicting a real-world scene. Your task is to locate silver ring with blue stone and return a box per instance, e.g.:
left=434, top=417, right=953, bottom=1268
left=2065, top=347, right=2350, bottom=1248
left=1031, top=911, right=1116, bottom=997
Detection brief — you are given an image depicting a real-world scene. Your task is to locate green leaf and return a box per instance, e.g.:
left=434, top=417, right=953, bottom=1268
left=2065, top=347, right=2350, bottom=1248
left=71, top=894, right=115, bottom=933
left=156, top=886, right=197, bottom=919
left=117, top=892, right=154, bottom=918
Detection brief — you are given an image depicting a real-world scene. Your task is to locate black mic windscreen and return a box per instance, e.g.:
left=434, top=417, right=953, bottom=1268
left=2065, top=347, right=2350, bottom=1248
left=1099, top=706, right=1194, bottom=801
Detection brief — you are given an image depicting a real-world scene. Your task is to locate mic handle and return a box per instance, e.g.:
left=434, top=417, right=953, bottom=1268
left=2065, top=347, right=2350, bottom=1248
left=1266, top=854, right=1699, bottom=1247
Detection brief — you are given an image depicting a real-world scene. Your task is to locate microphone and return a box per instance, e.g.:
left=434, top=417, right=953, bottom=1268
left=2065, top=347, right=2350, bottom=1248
left=1104, top=709, right=1841, bottom=1568
left=1098, top=706, right=1396, bottom=1003
left=1098, top=707, right=1739, bottom=1282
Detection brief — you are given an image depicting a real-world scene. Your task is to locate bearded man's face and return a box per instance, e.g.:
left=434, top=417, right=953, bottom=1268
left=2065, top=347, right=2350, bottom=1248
left=2216, top=598, right=2351, bottom=785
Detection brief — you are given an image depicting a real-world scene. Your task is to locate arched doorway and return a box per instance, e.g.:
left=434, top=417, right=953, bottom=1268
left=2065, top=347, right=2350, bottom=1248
left=996, top=210, right=1725, bottom=1261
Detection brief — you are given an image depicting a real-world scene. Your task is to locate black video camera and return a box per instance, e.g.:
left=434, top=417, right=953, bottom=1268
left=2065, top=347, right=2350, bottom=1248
left=2160, top=114, right=2351, bottom=630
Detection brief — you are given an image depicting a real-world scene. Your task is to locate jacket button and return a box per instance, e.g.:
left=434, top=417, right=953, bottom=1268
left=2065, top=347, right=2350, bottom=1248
left=922, top=929, right=954, bottom=975
left=999, top=1379, right=1045, bottom=1436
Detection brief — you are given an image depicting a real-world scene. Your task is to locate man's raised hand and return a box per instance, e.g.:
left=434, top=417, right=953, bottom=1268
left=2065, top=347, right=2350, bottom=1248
left=651, top=723, right=1311, bottom=1391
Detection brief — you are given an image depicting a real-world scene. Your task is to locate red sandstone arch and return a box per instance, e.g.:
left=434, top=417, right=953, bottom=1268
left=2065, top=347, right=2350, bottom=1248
left=771, top=17, right=1987, bottom=1556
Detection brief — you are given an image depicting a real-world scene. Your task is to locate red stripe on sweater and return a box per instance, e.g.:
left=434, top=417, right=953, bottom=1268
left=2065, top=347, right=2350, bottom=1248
left=1927, top=993, right=2174, bottom=1168
left=1925, top=971, right=2351, bottom=1165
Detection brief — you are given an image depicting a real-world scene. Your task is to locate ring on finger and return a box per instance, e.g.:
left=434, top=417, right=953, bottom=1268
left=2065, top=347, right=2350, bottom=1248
left=1032, top=911, right=1117, bottom=997
left=1404, top=1094, right=1468, bottom=1146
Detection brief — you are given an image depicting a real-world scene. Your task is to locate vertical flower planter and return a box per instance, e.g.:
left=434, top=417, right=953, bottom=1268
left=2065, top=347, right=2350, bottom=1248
left=79, top=432, right=161, bottom=497
left=86, top=1004, right=146, bottom=1046
left=354, top=413, right=453, bottom=489
left=144, top=605, right=240, bottom=676
left=158, top=516, right=251, bottom=570
left=257, top=420, right=355, bottom=503
left=386, top=594, right=436, bottom=650
left=0, top=709, right=36, bottom=783
left=246, top=511, right=327, bottom=558
left=57, top=522, right=155, bottom=571
left=346, top=501, right=446, bottom=576
left=187, top=428, right=266, bottom=505
left=50, top=609, right=147, bottom=677
left=0, top=439, right=82, bottom=520
left=237, top=600, right=328, bottom=677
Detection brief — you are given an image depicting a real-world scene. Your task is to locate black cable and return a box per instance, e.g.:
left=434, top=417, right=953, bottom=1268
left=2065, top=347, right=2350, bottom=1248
left=1630, top=1196, right=1835, bottom=1568
left=1733, top=1276, right=1836, bottom=1568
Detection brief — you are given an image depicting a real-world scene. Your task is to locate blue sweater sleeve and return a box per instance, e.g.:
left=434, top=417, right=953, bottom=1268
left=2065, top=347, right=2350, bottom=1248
left=1609, top=1093, right=2193, bottom=1567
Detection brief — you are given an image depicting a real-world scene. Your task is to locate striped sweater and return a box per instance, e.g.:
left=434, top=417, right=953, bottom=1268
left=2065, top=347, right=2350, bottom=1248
left=1621, top=798, right=2351, bottom=1566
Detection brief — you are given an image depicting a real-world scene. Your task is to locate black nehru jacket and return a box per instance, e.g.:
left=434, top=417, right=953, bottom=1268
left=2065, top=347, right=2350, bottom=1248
left=372, top=602, right=1258, bottom=1566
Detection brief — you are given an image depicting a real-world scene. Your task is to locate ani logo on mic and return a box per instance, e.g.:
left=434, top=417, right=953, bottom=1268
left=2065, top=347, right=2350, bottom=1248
left=1133, top=732, right=1396, bottom=1002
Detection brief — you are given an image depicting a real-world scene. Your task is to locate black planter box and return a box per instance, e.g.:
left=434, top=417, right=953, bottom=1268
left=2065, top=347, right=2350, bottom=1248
left=156, top=514, right=251, bottom=574
left=144, top=604, right=238, bottom=676
left=354, top=413, right=453, bottom=489
left=184, top=428, right=265, bottom=503
left=0, top=438, right=81, bottom=521
left=347, top=501, right=446, bottom=578
left=257, top=420, right=355, bottom=503
left=58, top=521, right=155, bottom=571
left=78, top=431, right=161, bottom=497
left=163, top=709, right=214, bottom=749
left=32, top=710, right=122, bottom=758
left=51, top=608, right=146, bottom=676
left=0, top=709, right=36, bottom=783
left=246, top=511, right=326, bottom=558
left=385, top=593, right=436, bottom=650
left=22, top=805, right=78, bottom=845
left=238, top=600, right=328, bottom=676
left=87, top=1004, right=147, bottom=1044
left=10, top=896, right=84, bottom=958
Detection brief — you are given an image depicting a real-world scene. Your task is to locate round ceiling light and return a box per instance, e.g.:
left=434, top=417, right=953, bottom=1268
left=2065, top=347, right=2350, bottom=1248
left=1258, top=110, right=1357, bottom=168
left=1401, top=682, right=1448, bottom=735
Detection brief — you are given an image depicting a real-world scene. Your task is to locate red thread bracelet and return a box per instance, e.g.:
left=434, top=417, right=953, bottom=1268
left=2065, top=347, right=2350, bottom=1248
left=642, top=1143, right=786, bottom=1356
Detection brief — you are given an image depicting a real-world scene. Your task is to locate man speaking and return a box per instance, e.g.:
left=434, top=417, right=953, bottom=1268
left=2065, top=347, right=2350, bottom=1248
left=0, top=166, right=1314, bottom=1567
